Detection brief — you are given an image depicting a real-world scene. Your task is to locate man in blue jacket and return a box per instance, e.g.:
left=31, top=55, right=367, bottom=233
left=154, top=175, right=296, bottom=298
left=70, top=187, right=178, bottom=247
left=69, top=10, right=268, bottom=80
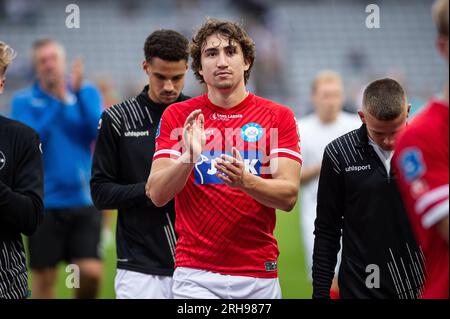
left=11, top=39, right=102, bottom=299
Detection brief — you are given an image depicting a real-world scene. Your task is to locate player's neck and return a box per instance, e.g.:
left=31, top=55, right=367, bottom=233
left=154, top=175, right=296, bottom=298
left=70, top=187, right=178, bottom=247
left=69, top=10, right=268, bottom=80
left=207, top=84, right=248, bottom=110
left=318, top=113, right=338, bottom=125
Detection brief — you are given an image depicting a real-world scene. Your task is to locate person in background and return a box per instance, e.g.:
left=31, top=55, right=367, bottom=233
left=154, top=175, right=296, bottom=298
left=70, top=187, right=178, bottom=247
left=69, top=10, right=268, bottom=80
left=299, top=70, right=360, bottom=298
left=11, top=39, right=102, bottom=299
left=0, top=41, right=44, bottom=299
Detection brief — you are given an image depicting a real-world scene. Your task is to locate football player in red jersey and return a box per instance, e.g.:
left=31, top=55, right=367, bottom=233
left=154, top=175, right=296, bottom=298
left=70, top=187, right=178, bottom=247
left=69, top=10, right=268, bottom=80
left=393, top=0, right=449, bottom=299
left=146, top=18, right=302, bottom=299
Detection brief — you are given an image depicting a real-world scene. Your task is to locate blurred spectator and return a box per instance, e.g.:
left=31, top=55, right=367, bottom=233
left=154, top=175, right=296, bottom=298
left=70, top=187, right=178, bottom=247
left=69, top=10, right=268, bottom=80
left=11, top=39, right=103, bottom=299
left=298, top=70, right=360, bottom=297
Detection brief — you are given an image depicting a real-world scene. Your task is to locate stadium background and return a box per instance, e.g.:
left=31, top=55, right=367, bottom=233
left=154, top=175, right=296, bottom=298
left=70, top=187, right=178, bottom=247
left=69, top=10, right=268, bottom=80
left=0, top=0, right=447, bottom=298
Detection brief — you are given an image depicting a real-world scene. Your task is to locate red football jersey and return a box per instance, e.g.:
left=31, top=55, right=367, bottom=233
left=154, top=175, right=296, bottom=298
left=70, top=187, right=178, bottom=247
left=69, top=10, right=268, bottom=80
left=393, top=99, right=449, bottom=298
left=153, top=93, right=301, bottom=278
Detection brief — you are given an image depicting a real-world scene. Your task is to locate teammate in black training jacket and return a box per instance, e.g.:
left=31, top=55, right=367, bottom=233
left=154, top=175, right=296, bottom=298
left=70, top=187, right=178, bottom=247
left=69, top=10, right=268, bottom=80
left=90, top=30, right=190, bottom=299
left=313, top=79, right=424, bottom=299
left=0, top=41, right=44, bottom=299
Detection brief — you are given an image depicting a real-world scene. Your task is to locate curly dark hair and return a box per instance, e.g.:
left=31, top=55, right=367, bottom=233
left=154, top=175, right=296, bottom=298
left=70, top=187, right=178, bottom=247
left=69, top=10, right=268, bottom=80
left=190, top=18, right=256, bottom=84
left=144, top=30, right=189, bottom=62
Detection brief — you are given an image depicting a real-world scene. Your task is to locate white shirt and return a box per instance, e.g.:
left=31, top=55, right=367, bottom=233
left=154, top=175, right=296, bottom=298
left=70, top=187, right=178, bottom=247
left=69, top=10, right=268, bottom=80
left=368, top=138, right=394, bottom=175
left=298, top=112, right=361, bottom=219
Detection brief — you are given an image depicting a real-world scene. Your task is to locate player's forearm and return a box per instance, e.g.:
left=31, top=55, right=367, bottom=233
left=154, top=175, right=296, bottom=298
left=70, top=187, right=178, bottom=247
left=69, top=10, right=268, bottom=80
left=312, top=218, right=341, bottom=299
left=239, top=173, right=299, bottom=212
left=91, top=181, right=147, bottom=210
left=0, top=180, right=43, bottom=236
left=146, top=153, right=195, bottom=207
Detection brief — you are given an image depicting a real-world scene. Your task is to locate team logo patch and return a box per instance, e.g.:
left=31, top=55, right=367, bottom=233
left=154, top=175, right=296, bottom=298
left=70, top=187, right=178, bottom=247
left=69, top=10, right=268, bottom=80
left=265, top=261, right=277, bottom=272
left=0, top=150, right=5, bottom=170
left=241, top=122, right=263, bottom=142
left=194, top=150, right=262, bottom=185
left=155, top=119, right=161, bottom=138
left=399, top=148, right=426, bottom=182
left=209, top=113, right=243, bottom=121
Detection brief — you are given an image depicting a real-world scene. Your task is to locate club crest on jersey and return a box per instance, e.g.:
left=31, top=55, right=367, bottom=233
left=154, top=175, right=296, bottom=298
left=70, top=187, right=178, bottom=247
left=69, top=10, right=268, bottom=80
left=194, top=150, right=262, bottom=185
left=399, top=147, right=426, bottom=182
left=241, top=122, right=263, bottom=142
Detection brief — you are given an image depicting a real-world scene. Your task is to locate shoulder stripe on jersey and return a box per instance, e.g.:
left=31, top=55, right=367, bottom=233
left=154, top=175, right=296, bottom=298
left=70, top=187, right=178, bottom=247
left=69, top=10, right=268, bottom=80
left=133, top=98, right=146, bottom=120
left=129, top=99, right=143, bottom=127
left=131, top=99, right=145, bottom=126
left=105, top=108, right=121, bottom=127
left=349, top=132, right=364, bottom=160
left=144, top=106, right=154, bottom=124
left=125, top=100, right=139, bottom=127
left=327, top=147, right=340, bottom=167
left=345, top=133, right=361, bottom=162
left=336, top=138, right=350, bottom=165
left=415, top=184, right=449, bottom=215
left=422, top=199, right=449, bottom=229
left=115, top=104, right=130, bottom=131
left=111, top=122, right=121, bottom=136
left=123, top=101, right=137, bottom=130
left=120, top=103, right=133, bottom=130
left=325, top=147, right=341, bottom=174
left=270, top=148, right=302, bottom=160
left=154, top=149, right=181, bottom=158
left=108, top=105, right=124, bottom=123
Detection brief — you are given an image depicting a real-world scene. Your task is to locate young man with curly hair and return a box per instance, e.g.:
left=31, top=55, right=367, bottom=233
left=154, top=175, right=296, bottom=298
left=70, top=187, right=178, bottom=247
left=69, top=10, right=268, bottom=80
left=147, top=19, right=302, bottom=299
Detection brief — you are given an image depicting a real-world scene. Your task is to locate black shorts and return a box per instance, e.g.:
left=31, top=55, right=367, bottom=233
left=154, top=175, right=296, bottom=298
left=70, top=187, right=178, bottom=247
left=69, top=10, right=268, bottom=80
left=28, top=206, right=102, bottom=269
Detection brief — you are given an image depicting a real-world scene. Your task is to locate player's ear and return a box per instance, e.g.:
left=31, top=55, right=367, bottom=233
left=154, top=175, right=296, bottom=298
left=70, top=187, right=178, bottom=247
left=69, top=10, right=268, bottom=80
left=358, top=110, right=366, bottom=124
left=142, top=60, right=147, bottom=72
left=436, top=36, right=449, bottom=62
left=143, top=60, right=151, bottom=74
left=243, top=58, right=250, bottom=72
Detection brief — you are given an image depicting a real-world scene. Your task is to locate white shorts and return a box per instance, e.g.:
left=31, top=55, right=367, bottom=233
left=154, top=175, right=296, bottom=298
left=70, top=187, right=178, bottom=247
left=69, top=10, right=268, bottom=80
left=172, top=267, right=282, bottom=299
left=115, top=269, right=173, bottom=299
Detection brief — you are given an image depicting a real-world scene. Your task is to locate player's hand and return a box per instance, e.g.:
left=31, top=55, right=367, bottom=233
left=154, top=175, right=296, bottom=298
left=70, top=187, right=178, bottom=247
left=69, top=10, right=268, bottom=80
left=215, top=147, right=250, bottom=188
left=182, top=109, right=206, bottom=163
left=71, top=57, right=84, bottom=93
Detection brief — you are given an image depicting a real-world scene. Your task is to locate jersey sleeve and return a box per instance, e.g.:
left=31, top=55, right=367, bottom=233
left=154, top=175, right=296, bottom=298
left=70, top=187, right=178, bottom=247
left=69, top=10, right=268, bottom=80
left=394, top=132, right=449, bottom=230
left=153, top=106, right=183, bottom=160
left=270, top=106, right=302, bottom=164
left=90, top=111, right=149, bottom=210
left=0, top=128, right=44, bottom=236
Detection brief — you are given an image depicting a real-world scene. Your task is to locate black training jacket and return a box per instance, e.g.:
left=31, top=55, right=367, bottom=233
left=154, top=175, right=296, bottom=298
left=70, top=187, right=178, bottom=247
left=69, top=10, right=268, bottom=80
left=0, top=115, right=43, bottom=298
left=312, top=124, right=424, bottom=299
left=91, top=86, right=190, bottom=276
